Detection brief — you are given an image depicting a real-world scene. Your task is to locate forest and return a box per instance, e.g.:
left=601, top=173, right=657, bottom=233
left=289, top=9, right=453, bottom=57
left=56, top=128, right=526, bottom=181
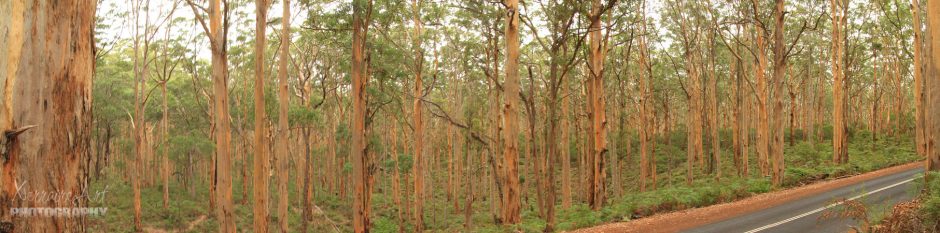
left=2, top=0, right=940, bottom=232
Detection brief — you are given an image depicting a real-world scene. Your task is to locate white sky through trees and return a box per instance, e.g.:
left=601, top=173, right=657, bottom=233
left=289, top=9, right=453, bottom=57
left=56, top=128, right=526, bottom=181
left=97, top=0, right=667, bottom=63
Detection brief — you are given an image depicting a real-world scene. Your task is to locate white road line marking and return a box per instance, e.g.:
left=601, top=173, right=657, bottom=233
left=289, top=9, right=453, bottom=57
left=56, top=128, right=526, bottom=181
left=743, top=176, right=920, bottom=233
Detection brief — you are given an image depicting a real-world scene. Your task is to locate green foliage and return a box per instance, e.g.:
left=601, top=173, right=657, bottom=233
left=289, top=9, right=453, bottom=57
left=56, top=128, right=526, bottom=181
left=372, top=216, right=400, bottom=233
left=342, top=161, right=353, bottom=174
left=747, top=179, right=773, bottom=193
left=87, top=0, right=927, bottom=231
left=289, top=105, right=321, bottom=126
left=922, top=172, right=940, bottom=222
left=396, top=153, right=413, bottom=173
left=168, top=134, right=214, bottom=161
left=820, top=124, right=834, bottom=140
left=556, top=204, right=603, bottom=231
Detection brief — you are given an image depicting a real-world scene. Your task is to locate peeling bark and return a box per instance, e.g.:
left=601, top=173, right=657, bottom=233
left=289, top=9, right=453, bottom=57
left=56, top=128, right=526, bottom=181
left=3, top=0, right=96, bottom=231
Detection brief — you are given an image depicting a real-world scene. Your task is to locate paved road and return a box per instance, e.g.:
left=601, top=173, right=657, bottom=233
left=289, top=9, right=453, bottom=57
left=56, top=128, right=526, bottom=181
left=685, top=167, right=924, bottom=233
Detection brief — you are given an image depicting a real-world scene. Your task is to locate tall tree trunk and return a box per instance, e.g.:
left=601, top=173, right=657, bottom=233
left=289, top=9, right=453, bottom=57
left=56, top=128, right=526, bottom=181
left=706, top=26, right=720, bottom=180
left=926, top=0, right=940, bottom=171
left=500, top=0, right=523, bottom=224
left=893, top=59, right=902, bottom=141
left=1, top=0, right=94, bottom=231
left=731, top=27, right=746, bottom=177
left=770, top=0, right=788, bottom=187
left=351, top=0, right=374, bottom=231
left=162, top=81, right=170, bottom=210
left=560, top=85, right=572, bottom=208
left=913, top=0, right=927, bottom=156
left=638, top=8, right=652, bottom=191
left=742, top=63, right=751, bottom=177
left=486, top=30, right=503, bottom=221
left=410, top=0, right=425, bottom=230
left=831, top=0, right=848, bottom=164
left=464, top=135, right=474, bottom=230
left=184, top=0, right=236, bottom=229
left=253, top=0, right=270, bottom=231
left=390, top=127, right=404, bottom=233
left=587, top=0, right=610, bottom=210
left=131, top=0, right=148, bottom=227
left=755, top=20, right=771, bottom=176
left=275, top=0, right=291, bottom=231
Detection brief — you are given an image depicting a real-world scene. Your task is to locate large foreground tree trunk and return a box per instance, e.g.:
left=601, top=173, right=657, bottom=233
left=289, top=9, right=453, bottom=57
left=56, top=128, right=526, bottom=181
left=587, top=0, right=611, bottom=210
left=501, top=0, right=522, bottom=224
left=1, top=0, right=95, bottom=231
left=926, top=0, right=940, bottom=171
left=351, top=0, right=374, bottom=231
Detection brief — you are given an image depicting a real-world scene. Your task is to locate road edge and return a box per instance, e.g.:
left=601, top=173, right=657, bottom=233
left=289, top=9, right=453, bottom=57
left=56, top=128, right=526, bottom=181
left=569, top=161, right=925, bottom=233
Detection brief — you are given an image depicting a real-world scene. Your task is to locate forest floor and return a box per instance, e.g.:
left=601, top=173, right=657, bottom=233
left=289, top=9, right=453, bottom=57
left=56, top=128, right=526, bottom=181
left=570, top=162, right=924, bottom=233
left=142, top=214, right=206, bottom=233
left=86, top=132, right=923, bottom=232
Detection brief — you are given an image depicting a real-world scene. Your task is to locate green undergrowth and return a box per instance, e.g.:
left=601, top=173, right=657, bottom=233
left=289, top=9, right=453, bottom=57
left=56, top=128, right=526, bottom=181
left=921, top=172, right=940, bottom=225
left=88, top=132, right=921, bottom=233
left=549, top=135, right=920, bottom=232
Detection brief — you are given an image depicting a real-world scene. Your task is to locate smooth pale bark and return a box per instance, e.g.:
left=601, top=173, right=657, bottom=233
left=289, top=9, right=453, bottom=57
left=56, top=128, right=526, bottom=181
left=1, top=0, right=94, bottom=231
left=926, top=0, right=940, bottom=171
left=351, top=0, right=373, bottom=231
left=832, top=0, right=848, bottom=164
left=411, top=0, right=425, bottom=230
left=501, top=0, right=522, bottom=224
left=275, top=0, right=291, bottom=231
left=914, top=0, right=926, bottom=156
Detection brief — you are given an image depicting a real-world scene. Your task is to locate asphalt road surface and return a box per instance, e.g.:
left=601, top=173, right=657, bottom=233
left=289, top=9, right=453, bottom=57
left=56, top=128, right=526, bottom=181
left=685, top=167, right=925, bottom=233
